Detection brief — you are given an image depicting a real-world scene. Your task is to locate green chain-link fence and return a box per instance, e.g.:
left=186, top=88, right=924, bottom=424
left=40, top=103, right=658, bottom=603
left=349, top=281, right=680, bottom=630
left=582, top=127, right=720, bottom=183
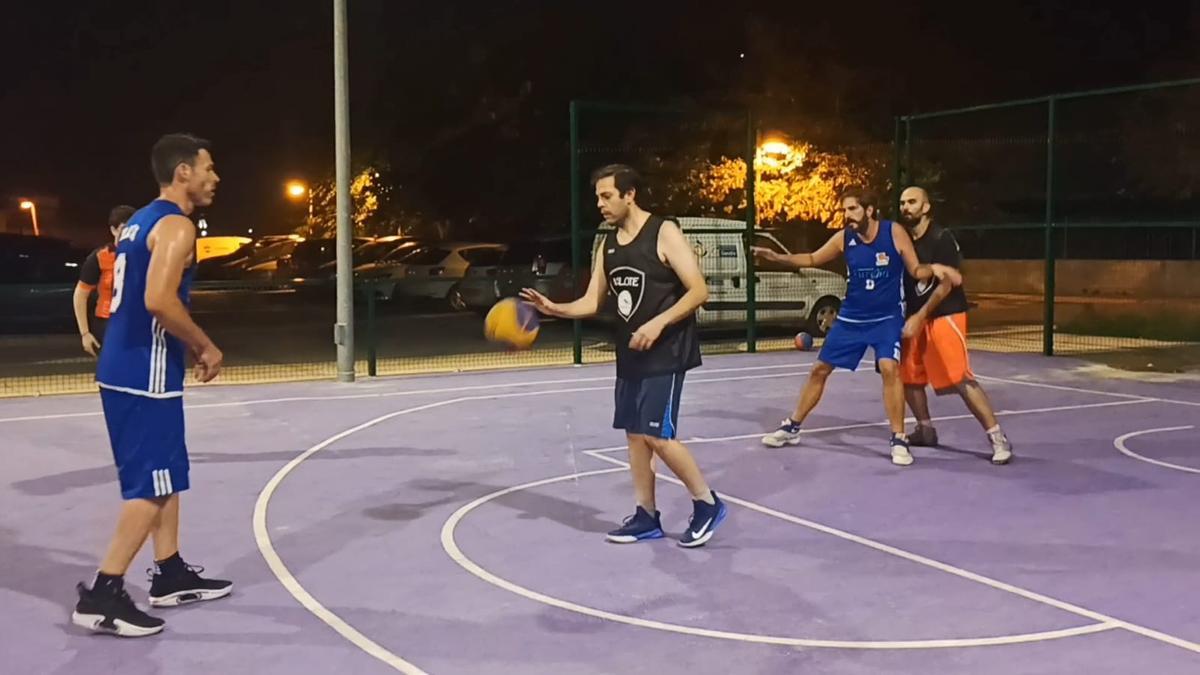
left=8, top=81, right=1199, bottom=398
left=896, top=77, right=1200, bottom=372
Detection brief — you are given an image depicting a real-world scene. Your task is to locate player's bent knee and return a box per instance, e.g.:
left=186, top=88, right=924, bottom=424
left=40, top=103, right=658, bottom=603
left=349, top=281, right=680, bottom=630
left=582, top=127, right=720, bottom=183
left=878, top=359, right=900, bottom=378
left=812, top=362, right=835, bottom=379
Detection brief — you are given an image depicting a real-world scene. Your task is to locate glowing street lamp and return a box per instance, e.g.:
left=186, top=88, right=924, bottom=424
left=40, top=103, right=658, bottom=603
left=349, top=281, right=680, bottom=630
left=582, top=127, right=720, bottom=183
left=756, top=139, right=805, bottom=174
left=19, top=199, right=40, bottom=237
left=285, top=180, right=313, bottom=221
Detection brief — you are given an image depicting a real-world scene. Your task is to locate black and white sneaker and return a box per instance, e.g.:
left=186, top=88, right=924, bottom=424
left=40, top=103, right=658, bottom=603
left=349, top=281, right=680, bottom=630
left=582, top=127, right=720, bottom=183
left=678, top=492, right=728, bottom=548
left=148, top=563, right=233, bottom=607
left=605, top=506, right=665, bottom=544
left=72, top=582, right=165, bottom=638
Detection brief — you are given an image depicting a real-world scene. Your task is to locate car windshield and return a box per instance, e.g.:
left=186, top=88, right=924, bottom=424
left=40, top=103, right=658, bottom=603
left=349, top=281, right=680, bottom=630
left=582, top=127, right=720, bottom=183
left=403, top=247, right=451, bottom=266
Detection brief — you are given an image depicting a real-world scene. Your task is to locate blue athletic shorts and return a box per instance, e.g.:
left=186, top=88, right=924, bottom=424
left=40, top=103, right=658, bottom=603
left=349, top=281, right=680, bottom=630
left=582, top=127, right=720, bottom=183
left=819, top=317, right=903, bottom=371
left=100, top=389, right=190, bottom=500
left=613, top=371, right=686, bottom=439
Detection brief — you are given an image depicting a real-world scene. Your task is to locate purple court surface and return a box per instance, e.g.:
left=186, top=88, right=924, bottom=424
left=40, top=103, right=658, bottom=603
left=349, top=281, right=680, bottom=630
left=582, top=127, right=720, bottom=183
left=2, top=351, right=1198, bottom=674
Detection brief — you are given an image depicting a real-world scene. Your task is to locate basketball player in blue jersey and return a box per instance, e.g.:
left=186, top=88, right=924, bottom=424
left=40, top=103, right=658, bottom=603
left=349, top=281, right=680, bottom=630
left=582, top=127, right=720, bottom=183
left=72, top=134, right=231, bottom=637
left=753, top=188, right=962, bottom=466
left=521, top=164, right=727, bottom=547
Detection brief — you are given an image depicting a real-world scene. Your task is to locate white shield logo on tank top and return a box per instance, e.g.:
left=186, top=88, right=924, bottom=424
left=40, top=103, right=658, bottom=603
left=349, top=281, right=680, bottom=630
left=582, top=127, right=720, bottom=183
left=609, top=266, right=645, bottom=322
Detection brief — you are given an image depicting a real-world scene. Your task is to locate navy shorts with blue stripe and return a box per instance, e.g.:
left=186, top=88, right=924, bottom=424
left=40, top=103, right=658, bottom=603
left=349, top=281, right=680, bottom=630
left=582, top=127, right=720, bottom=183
left=613, top=371, right=686, bottom=439
left=819, top=317, right=903, bottom=371
left=100, top=389, right=191, bottom=500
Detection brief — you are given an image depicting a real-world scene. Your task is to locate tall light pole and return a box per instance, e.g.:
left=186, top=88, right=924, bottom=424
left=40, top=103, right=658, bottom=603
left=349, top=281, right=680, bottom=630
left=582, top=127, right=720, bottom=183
left=333, top=0, right=355, bottom=382
left=19, top=200, right=40, bottom=237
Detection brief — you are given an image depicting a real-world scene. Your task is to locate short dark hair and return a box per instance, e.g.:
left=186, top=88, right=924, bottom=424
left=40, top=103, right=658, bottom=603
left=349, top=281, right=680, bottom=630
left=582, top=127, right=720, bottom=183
left=590, top=164, right=642, bottom=199
left=840, top=186, right=880, bottom=213
left=107, top=205, right=136, bottom=230
left=151, top=133, right=211, bottom=186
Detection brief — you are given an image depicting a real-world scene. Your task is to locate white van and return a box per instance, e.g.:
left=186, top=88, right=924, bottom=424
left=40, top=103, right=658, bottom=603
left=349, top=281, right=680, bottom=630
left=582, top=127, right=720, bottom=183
left=594, top=217, right=846, bottom=336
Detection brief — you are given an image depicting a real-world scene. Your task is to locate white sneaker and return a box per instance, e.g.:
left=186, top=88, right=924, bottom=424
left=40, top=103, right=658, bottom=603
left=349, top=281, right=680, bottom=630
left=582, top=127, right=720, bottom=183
left=891, top=434, right=914, bottom=466
left=989, top=430, right=1013, bottom=465
left=762, top=419, right=803, bottom=447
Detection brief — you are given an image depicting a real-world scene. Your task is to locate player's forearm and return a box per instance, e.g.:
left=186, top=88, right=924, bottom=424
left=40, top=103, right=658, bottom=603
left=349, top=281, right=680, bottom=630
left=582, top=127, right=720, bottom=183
left=923, top=284, right=953, bottom=315
left=653, top=286, right=708, bottom=328
left=72, top=286, right=92, bottom=336
left=780, top=253, right=815, bottom=268
left=551, top=296, right=599, bottom=319
left=147, top=298, right=215, bottom=353
left=910, top=263, right=935, bottom=281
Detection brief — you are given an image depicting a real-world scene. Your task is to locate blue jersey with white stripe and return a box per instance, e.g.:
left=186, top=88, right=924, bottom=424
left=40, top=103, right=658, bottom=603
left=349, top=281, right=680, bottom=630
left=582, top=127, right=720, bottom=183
left=837, top=220, right=905, bottom=323
left=96, top=200, right=194, bottom=398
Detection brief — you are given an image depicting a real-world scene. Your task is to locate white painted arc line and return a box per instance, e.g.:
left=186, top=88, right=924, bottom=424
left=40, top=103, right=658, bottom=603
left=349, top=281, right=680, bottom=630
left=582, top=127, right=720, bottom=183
left=440, top=464, right=1118, bottom=649
left=582, top=450, right=1200, bottom=655
left=0, top=363, right=816, bottom=423
left=253, top=405, right=445, bottom=674
left=250, top=368, right=826, bottom=671
left=586, top=398, right=1155, bottom=455
left=253, top=376, right=1200, bottom=666
left=1114, top=426, right=1200, bottom=475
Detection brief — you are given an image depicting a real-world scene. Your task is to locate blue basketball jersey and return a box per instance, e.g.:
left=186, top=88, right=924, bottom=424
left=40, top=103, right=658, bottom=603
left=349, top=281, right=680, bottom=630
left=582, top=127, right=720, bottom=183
left=837, top=220, right=905, bottom=323
left=96, top=200, right=194, bottom=398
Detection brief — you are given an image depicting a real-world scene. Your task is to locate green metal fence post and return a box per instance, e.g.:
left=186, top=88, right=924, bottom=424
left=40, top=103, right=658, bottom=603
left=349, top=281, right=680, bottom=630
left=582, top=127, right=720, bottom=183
left=1043, top=98, right=1057, bottom=357
left=569, top=100, right=583, bottom=365
left=366, top=283, right=378, bottom=376
left=745, top=109, right=758, bottom=353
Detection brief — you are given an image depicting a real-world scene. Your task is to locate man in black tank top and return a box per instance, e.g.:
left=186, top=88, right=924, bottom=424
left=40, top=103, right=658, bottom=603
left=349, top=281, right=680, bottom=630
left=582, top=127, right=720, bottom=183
left=898, top=187, right=1012, bottom=464
left=521, top=164, right=727, bottom=548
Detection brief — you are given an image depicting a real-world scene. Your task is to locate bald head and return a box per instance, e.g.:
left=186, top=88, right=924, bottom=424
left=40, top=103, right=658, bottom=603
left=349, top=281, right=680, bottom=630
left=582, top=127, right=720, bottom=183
left=898, top=186, right=932, bottom=228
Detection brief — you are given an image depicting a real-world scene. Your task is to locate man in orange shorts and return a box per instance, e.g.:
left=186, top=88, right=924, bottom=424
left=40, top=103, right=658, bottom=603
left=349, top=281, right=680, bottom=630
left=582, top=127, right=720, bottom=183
left=898, top=186, right=1013, bottom=464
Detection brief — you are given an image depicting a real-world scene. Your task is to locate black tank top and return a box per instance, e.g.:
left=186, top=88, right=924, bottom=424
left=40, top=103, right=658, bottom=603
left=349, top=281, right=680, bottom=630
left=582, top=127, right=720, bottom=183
left=603, top=215, right=702, bottom=378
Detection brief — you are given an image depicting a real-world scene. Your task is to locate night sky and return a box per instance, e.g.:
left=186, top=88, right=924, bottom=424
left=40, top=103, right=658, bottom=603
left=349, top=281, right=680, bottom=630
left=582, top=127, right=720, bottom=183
left=2, top=0, right=1196, bottom=248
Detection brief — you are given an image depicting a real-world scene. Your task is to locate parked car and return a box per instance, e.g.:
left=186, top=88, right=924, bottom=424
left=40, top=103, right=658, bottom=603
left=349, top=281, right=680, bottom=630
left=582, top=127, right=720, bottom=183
left=391, top=243, right=506, bottom=304
left=277, top=237, right=371, bottom=281
left=447, top=247, right=511, bottom=313
left=0, top=233, right=90, bottom=329
left=493, top=236, right=585, bottom=309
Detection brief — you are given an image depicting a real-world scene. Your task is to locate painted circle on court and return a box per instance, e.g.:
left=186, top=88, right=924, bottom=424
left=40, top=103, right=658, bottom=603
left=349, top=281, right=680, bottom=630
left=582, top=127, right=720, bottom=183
left=1113, top=426, right=1199, bottom=474
left=440, top=461, right=1114, bottom=650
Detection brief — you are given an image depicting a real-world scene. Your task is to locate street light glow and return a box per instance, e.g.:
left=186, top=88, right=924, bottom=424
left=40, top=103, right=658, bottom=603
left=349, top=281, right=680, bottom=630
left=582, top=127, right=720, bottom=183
left=760, top=141, right=792, bottom=156
left=286, top=181, right=308, bottom=199
left=19, top=200, right=34, bottom=210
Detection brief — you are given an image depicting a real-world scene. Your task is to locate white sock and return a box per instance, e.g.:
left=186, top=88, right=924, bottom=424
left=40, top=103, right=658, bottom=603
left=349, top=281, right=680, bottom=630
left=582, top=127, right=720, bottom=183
left=986, top=424, right=1002, bottom=435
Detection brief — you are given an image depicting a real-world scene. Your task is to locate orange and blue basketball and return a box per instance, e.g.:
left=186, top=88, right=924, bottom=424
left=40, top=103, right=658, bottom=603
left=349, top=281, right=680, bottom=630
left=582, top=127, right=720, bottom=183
left=795, top=331, right=814, bottom=351
left=484, top=297, right=540, bottom=350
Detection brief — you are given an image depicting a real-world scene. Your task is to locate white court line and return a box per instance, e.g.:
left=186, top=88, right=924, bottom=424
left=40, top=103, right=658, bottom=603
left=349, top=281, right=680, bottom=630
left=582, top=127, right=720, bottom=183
left=586, top=398, right=1155, bottom=455
left=579, top=449, right=1200, bottom=655
left=978, top=374, right=1200, bottom=408
left=0, top=361, right=816, bottom=424
left=255, top=374, right=1195, bottom=666
left=440, top=466, right=1118, bottom=649
left=9, top=356, right=1197, bottom=425
left=1114, top=426, right=1200, bottom=475
left=252, top=369, right=823, bottom=672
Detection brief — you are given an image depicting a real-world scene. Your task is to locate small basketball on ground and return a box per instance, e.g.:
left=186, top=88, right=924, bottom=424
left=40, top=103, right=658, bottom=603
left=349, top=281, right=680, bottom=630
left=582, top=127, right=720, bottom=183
left=794, top=331, right=814, bottom=351
left=484, top=297, right=540, bottom=350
